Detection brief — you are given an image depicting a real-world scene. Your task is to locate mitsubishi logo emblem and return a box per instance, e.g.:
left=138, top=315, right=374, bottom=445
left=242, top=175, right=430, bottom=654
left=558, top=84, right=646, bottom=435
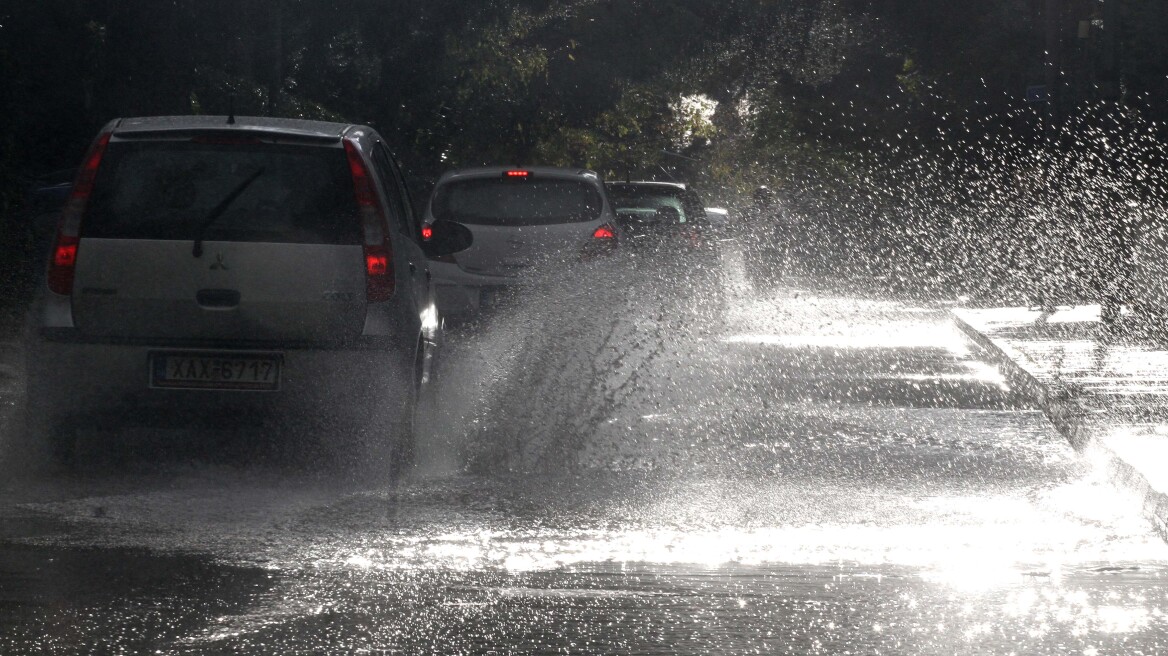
left=210, top=253, right=229, bottom=271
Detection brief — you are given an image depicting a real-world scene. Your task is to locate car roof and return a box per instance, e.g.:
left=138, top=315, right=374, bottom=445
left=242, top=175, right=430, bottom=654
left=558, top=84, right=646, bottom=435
left=606, top=180, right=689, bottom=191
left=435, top=165, right=600, bottom=184
left=109, top=115, right=359, bottom=142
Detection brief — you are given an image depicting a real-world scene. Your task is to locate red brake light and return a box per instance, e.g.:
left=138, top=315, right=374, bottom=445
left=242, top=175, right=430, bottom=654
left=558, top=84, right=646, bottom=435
left=344, top=140, right=379, bottom=208
left=365, top=249, right=389, bottom=276
left=364, top=245, right=394, bottom=301
left=344, top=139, right=395, bottom=302
left=47, top=131, right=111, bottom=296
left=70, top=131, right=111, bottom=202
left=504, top=170, right=530, bottom=178
left=47, top=236, right=80, bottom=295
left=421, top=224, right=433, bottom=241
left=592, top=225, right=616, bottom=240
left=53, top=240, right=78, bottom=267
left=582, top=223, right=618, bottom=261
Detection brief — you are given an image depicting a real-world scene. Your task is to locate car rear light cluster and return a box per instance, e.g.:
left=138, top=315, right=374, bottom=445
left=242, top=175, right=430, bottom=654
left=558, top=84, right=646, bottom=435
left=592, top=225, right=616, bottom=240
left=582, top=223, right=619, bottom=260
left=48, top=131, right=111, bottom=295
left=344, top=139, right=395, bottom=302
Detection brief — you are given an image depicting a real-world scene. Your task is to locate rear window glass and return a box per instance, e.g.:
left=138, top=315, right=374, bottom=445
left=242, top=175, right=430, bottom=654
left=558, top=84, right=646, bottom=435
left=432, top=177, right=602, bottom=226
left=82, top=140, right=361, bottom=244
left=607, top=185, right=701, bottom=225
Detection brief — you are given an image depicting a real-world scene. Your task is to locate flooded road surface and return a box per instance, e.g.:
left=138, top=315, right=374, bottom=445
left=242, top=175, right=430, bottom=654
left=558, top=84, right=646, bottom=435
left=1, top=248, right=1166, bottom=655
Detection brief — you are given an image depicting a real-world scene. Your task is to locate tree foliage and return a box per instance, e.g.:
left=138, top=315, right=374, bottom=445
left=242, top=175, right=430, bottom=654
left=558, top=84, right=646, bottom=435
left=2, top=0, right=1167, bottom=302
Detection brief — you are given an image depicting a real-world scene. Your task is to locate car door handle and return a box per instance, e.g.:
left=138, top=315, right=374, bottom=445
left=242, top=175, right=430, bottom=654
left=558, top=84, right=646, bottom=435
left=408, top=262, right=417, bottom=275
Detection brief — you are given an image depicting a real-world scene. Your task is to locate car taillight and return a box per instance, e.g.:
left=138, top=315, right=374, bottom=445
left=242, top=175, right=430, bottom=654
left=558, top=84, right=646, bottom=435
left=592, top=224, right=616, bottom=240
left=364, top=244, right=394, bottom=299
left=47, top=131, right=111, bottom=295
left=344, top=139, right=395, bottom=302
left=47, top=235, right=80, bottom=295
left=421, top=224, right=433, bottom=241
left=582, top=223, right=618, bottom=260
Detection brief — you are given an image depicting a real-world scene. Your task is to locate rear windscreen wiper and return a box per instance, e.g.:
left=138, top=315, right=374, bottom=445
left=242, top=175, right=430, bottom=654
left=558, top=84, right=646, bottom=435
left=192, top=168, right=265, bottom=257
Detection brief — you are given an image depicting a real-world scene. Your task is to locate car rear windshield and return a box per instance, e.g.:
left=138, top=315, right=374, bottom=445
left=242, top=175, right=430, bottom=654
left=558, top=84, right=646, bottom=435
left=607, top=186, right=702, bottom=224
left=432, top=177, right=602, bottom=226
left=82, top=140, right=361, bottom=245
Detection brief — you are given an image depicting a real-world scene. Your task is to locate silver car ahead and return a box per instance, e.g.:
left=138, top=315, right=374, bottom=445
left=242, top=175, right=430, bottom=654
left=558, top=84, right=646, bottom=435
left=424, top=166, right=620, bottom=317
left=22, top=115, right=452, bottom=469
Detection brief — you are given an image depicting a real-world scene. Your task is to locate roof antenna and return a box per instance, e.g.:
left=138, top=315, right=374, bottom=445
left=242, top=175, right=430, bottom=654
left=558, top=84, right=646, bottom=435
left=658, top=165, right=678, bottom=182
left=227, top=94, right=236, bottom=125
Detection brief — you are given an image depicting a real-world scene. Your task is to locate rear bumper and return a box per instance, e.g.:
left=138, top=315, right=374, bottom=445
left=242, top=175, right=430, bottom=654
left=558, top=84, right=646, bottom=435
left=24, top=336, right=415, bottom=429
left=430, top=262, right=518, bottom=317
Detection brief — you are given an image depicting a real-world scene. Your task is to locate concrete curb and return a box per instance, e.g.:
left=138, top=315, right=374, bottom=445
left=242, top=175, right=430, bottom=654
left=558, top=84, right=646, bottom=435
left=951, top=311, right=1168, bottom=543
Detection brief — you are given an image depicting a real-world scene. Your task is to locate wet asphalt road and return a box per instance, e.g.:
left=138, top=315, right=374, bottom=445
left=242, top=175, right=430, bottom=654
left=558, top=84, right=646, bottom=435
left=1, top=246, right=1167, bottom=655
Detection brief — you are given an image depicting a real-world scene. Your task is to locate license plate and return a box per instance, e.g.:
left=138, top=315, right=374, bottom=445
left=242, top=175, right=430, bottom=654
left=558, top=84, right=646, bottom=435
left=150, top=352, right=282, bottom=391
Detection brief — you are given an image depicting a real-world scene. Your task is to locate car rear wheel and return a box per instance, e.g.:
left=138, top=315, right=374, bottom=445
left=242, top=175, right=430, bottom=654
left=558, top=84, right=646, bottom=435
left=340, top=387, right=415, bottom=480
left=391, top=335, right=442, bottom=476
left=388, top=392, right=418, bottom=478
left=351, top=344, right=429, bottom=479
left=1100, top=295, right=1121, bottom=328
left=20, top=404, right=78, bottom=471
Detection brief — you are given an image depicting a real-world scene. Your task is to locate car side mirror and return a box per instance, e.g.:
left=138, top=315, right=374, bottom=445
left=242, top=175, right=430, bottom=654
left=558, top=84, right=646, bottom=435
left=422, top=219, right=473, bottom=258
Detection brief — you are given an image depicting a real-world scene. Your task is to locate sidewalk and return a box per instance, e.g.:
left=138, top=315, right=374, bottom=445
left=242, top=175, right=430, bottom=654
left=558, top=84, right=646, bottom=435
left=953, top=305, right=1168, bottom=542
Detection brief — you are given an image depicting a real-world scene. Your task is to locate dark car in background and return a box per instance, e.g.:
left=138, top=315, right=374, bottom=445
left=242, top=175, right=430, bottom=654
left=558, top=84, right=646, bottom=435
left=22, top=170, right=75, bottom=225
left=21, top=115, right=458, bottom=469
left=0, top=171, right=77, bottom=335
left=606, top=181, right=711, bottom=251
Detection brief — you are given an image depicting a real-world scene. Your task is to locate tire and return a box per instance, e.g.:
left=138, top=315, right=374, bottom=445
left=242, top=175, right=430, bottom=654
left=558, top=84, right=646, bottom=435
left=1100, top=295, right=1121, bottom=327
left=21, top=352, right=79, bottom=471
left=380, top=340, right=433, bottom=479
left=394, top=331, right=443, bottom=474
left=387, top=394, right=417, bottom=478
left=20, top=403, right=78, bottom=471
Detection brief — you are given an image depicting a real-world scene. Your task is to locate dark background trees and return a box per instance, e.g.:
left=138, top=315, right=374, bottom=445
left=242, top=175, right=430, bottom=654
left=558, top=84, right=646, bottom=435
left=2, top=0, right=1166, bottom=305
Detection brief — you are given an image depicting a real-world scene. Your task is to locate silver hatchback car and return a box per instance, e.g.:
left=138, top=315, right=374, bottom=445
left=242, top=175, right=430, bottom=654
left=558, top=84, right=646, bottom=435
left=22, top=116, right=450, bottom=468
left=424, top=166, right=620, bottom=318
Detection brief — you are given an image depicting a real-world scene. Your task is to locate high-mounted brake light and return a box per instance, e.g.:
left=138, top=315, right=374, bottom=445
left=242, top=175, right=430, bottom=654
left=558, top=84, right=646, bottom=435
left=503, top=170, right=530, bottom=178
left=344, top=139, right=395, bottom=302
left=47, top=131, right=111, bottom=295
left=190, top=135, right=262, bottom=145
